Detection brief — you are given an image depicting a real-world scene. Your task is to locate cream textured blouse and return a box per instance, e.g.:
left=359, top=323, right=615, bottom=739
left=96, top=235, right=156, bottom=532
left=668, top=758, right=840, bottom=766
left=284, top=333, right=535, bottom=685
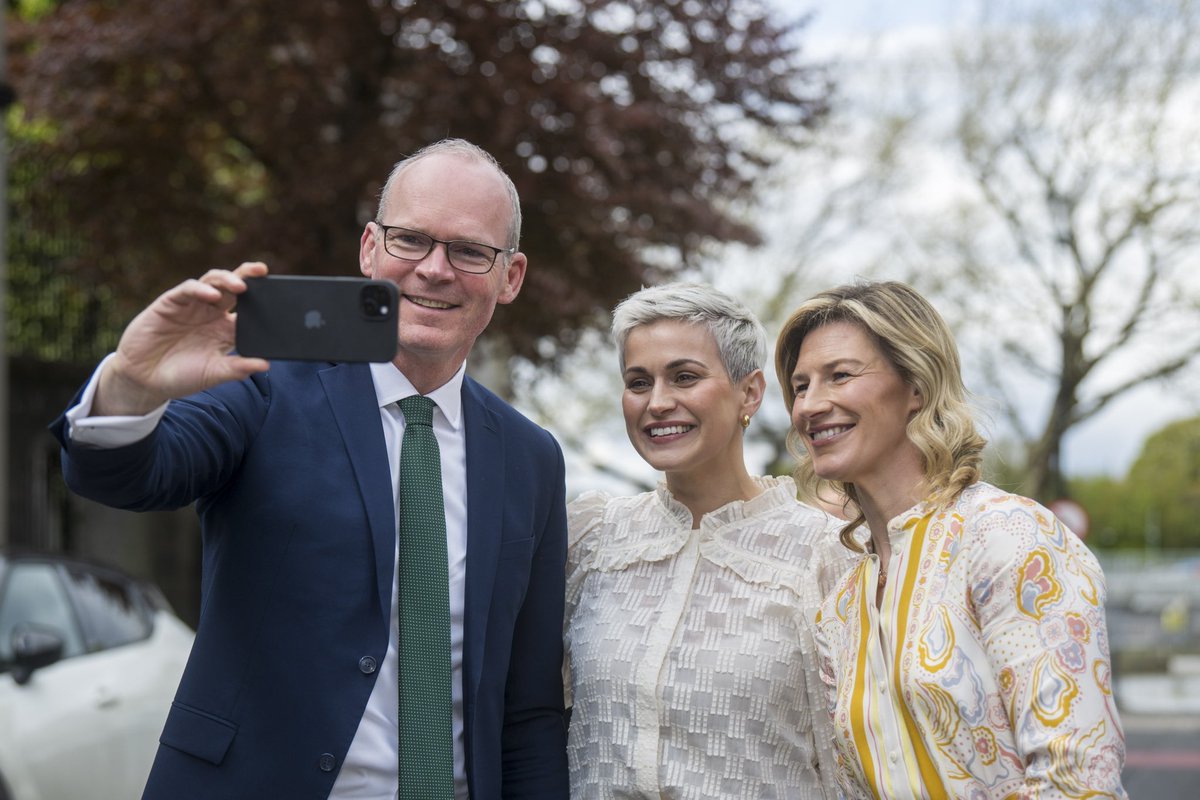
left=564, top=475, right=851, bottom=799
left=813, top=482, right=1127, bottom=799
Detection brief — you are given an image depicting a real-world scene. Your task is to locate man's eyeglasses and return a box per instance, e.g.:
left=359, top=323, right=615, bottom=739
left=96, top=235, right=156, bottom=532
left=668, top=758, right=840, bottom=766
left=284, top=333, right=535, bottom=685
left=376, top=224, right=514, bottom=275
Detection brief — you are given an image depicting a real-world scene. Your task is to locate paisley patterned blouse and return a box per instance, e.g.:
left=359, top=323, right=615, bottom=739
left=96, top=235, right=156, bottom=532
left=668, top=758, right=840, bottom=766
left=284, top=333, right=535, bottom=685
left=812, top=482, right=1127, bottom=799
left=565, top=475, right=853, bottom=799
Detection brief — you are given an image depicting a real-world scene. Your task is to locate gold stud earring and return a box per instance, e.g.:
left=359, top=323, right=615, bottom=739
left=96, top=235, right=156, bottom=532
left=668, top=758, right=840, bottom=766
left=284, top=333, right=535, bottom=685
left=741, top=414, right=751, bottom=429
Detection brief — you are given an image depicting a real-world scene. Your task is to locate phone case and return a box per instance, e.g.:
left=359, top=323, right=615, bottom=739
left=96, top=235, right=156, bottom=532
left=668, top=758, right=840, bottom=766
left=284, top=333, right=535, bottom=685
left=235, top=276, right=399, bottom=362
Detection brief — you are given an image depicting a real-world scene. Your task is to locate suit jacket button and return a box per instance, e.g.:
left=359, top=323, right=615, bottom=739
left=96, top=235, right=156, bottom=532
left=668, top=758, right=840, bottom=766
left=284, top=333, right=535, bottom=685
left=319, top=753, right=337, bottom=772
left=358, top=655, right=378, bottom=674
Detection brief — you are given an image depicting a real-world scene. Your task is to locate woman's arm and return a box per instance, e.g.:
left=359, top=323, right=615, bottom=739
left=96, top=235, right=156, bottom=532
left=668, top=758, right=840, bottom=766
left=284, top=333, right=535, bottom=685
left=971, top=497, right=1127, bottom=798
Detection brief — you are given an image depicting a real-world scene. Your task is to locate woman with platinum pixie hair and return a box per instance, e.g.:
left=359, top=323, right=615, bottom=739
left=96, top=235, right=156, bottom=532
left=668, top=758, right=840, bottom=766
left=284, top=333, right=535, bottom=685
left=564, top=282, right=851, bottom=798
left=776, top=280, right=1126, bottom=799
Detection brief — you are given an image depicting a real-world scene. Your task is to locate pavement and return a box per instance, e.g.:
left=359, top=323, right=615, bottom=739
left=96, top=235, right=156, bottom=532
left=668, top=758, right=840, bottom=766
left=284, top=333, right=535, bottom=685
left=1118, top=671, right=1200, bottom=796
left=1118, top=670, right=1200, bottom=716
left=1121, top=712, right=1200, bottom=796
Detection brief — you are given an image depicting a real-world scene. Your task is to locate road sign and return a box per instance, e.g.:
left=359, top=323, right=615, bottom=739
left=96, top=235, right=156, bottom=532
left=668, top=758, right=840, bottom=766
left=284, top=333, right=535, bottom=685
left=1049, top=498, right=1090, bottom=540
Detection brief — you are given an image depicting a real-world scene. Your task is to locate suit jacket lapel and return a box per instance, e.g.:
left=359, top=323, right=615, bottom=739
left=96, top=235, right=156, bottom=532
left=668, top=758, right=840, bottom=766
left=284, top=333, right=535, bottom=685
left=461, top=377, right=503, bottom=714
left=319, top=363, right=397, bottom=620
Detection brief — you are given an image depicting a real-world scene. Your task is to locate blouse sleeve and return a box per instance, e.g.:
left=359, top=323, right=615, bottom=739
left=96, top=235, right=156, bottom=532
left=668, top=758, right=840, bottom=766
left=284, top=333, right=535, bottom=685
left=968, top=498, right=1126, bottom=797
left=800, top=606, right=847, bottom=800
left=812, top=526, right=862, bottom=600
left=566, top=490, right=609, bottom=579
left=811, top=565, right=872, bottom=800
left=563, top=490, right=610, bottom=709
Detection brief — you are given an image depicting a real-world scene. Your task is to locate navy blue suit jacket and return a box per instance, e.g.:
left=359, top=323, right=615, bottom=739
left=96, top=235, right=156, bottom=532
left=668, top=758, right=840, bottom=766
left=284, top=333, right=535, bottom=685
left=51, top=361, right=569, bottom=799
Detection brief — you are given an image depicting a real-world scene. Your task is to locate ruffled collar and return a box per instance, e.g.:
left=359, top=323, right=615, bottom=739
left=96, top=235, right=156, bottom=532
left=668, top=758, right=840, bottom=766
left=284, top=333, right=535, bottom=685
left=654, top=474, right=799, bottom=530
left=572, top=474, right=826, bottom=594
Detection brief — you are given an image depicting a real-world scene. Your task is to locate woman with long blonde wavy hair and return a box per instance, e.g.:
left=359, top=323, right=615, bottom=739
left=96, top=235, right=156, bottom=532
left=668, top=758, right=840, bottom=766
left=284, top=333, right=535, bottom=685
left=775, top=280, right=1126, bottom=799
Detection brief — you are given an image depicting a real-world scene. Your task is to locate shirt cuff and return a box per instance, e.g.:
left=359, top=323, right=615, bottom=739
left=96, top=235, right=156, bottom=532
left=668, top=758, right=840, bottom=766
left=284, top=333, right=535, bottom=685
left=65, top=353, right=169, bottom=448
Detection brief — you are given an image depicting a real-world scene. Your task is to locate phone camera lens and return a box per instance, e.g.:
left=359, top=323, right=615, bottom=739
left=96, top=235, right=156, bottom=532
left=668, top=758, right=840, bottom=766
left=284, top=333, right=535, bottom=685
left=361, top=286, right=391, bottom=318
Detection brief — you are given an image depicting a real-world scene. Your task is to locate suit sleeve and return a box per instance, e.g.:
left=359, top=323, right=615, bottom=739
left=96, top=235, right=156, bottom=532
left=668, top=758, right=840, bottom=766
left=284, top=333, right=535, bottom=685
left=50, top=373, right=270, bottom=511
left=500, top=430, right=570, bottom=797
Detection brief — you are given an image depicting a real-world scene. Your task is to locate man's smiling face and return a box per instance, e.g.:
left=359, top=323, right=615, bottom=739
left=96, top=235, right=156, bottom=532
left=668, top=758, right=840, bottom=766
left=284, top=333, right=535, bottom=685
left=359, top=152, right=526, bottom=391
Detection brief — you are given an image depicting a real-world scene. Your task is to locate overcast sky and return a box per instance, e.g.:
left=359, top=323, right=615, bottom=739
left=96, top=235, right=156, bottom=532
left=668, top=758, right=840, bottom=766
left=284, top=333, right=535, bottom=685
left=761, top=0, right=1198, bottom=478
left=790, top=0, right=959, bottom=41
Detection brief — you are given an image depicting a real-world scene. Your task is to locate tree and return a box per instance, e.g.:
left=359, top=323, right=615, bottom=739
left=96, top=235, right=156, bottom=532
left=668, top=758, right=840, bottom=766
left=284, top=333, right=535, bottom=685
left=1069, top=476, right=1141, bottom=549
left=508, top=0, right=1200, bottom=503
left=1123, top=416, right=1200, bottom=549
left=761, top=0, right=1200, bottom=501
left=1069, top=416, right=1200, bottom=549
left=7, top=0, right=830, bottom=364
left=933, top=0, right=1200, bottom=500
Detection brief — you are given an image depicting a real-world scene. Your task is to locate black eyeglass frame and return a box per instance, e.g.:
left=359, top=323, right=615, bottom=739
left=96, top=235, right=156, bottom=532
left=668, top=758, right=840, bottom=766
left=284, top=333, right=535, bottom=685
left=375, top=223, right=515, bottom=275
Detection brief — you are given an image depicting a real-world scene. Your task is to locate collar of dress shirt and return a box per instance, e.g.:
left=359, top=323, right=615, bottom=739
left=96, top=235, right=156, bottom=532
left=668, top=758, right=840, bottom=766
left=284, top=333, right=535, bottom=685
left=369, top=360, right=466, bottom=432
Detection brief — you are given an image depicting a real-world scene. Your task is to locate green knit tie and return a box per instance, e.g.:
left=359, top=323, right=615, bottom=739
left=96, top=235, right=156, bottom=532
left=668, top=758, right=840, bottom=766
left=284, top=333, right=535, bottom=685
left=396, top=395, right=454, bottom=799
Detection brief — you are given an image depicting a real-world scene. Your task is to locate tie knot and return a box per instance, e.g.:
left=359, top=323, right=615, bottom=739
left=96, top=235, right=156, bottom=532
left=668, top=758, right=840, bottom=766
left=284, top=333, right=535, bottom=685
left=398, top=395, right=435, bottom=428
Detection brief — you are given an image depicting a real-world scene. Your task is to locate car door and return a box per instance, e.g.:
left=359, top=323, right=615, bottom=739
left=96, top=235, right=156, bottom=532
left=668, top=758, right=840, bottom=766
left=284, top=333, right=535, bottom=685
left=0, top=560, right=121, bottom=799
left=59, top=563, right=183, bottom=795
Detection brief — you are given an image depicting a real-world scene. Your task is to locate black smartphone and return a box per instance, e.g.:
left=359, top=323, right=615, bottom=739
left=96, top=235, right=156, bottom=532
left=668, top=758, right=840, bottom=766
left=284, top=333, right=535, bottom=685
left=235, top=276, right=399, bottom=362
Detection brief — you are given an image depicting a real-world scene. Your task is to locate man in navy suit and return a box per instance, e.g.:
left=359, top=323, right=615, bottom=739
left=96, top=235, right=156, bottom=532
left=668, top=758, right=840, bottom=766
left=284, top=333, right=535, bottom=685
left=51, top=139, right=569, bottom=799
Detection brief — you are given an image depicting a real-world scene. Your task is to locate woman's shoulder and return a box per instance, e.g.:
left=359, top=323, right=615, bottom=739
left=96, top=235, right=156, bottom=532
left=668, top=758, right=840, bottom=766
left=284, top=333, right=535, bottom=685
left=702, top=476, right=855, bottom=595
left=567, top=488, right=664, bottom=526
left=566, top=489, right=639, bottom=541
left=811, top=533, right=864, bottom=594
left=567, top=487, right=690, bottom=569
left=745, top=475, right=843, bottom=530
left=711, top=476, right=840, bottom=545
left=567, top=488, right=613, bottom=521
left=951, top=482, right=1097, bottom=565
left=953, top=482, right=1058, bottom=528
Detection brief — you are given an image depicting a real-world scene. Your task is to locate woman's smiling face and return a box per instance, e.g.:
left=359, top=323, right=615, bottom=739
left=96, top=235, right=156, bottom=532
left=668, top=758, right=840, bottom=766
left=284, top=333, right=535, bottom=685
left=789, top=321, right=924, bottom=494
left=621, top=320, right=755, bottom=479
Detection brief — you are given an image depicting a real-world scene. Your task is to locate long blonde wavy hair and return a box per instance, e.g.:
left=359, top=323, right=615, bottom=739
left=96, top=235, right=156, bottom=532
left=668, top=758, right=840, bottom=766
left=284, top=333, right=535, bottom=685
left=774, top=281, right=987, bottom=551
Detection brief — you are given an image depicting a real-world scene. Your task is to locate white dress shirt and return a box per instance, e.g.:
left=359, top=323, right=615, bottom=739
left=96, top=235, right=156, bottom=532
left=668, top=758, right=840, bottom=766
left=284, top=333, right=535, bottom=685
left=66, top=356, right=471, bottom=800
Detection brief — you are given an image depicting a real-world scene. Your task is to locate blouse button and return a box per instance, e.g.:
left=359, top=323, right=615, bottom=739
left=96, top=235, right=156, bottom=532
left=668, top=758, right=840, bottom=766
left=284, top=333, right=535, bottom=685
left=888, top=750, right=900, bottom=764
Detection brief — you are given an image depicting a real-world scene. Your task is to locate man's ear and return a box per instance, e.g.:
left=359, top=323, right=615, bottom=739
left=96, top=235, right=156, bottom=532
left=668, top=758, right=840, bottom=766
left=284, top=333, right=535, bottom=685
left=359, top=222, right=378, bottom=278
left=496, top=252, right=527, bottom=305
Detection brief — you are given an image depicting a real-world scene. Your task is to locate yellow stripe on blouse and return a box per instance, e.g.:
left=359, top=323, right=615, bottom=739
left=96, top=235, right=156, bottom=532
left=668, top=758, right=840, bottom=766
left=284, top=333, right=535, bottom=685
left=891, top=513, right=948, bottom=799
left=848, top=562, right=881, bottom=796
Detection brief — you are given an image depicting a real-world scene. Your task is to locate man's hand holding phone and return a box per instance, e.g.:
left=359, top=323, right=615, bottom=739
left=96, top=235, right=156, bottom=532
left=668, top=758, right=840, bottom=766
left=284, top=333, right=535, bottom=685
left=95, top=262, right=272, bottom=416
left=93, top=266, right=400, bottom=418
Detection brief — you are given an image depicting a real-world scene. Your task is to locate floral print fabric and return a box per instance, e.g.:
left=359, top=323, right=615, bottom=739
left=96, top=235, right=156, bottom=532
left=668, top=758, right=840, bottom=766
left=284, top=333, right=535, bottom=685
left=813, top=482, right=1127, bottom=799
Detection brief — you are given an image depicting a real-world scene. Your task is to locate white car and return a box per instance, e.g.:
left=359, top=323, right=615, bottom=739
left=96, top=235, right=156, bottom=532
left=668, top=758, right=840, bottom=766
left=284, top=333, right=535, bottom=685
left=0, top=551, right=194, bottom=800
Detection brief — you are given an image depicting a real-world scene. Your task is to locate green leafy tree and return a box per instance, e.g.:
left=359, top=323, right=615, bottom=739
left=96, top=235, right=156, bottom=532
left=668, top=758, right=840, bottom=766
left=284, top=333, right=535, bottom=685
left=1124, top=416, right=1200, bottom=549
left=7, top=0, right=829, bottom=364
left=7, top=111, right=125, bottom=362
left=1069, top=476, right=1140, bottom=549
left=1069, top=416, right=1200, bottom=550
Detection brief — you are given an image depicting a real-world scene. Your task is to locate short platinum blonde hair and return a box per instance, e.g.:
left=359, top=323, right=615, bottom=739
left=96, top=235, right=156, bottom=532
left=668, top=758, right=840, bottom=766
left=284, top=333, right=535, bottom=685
left=775, top=280, right=987, bottom=550
left=375, top=138, right=523, bottom=250
left=612, top=282, right=767, bottom=382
